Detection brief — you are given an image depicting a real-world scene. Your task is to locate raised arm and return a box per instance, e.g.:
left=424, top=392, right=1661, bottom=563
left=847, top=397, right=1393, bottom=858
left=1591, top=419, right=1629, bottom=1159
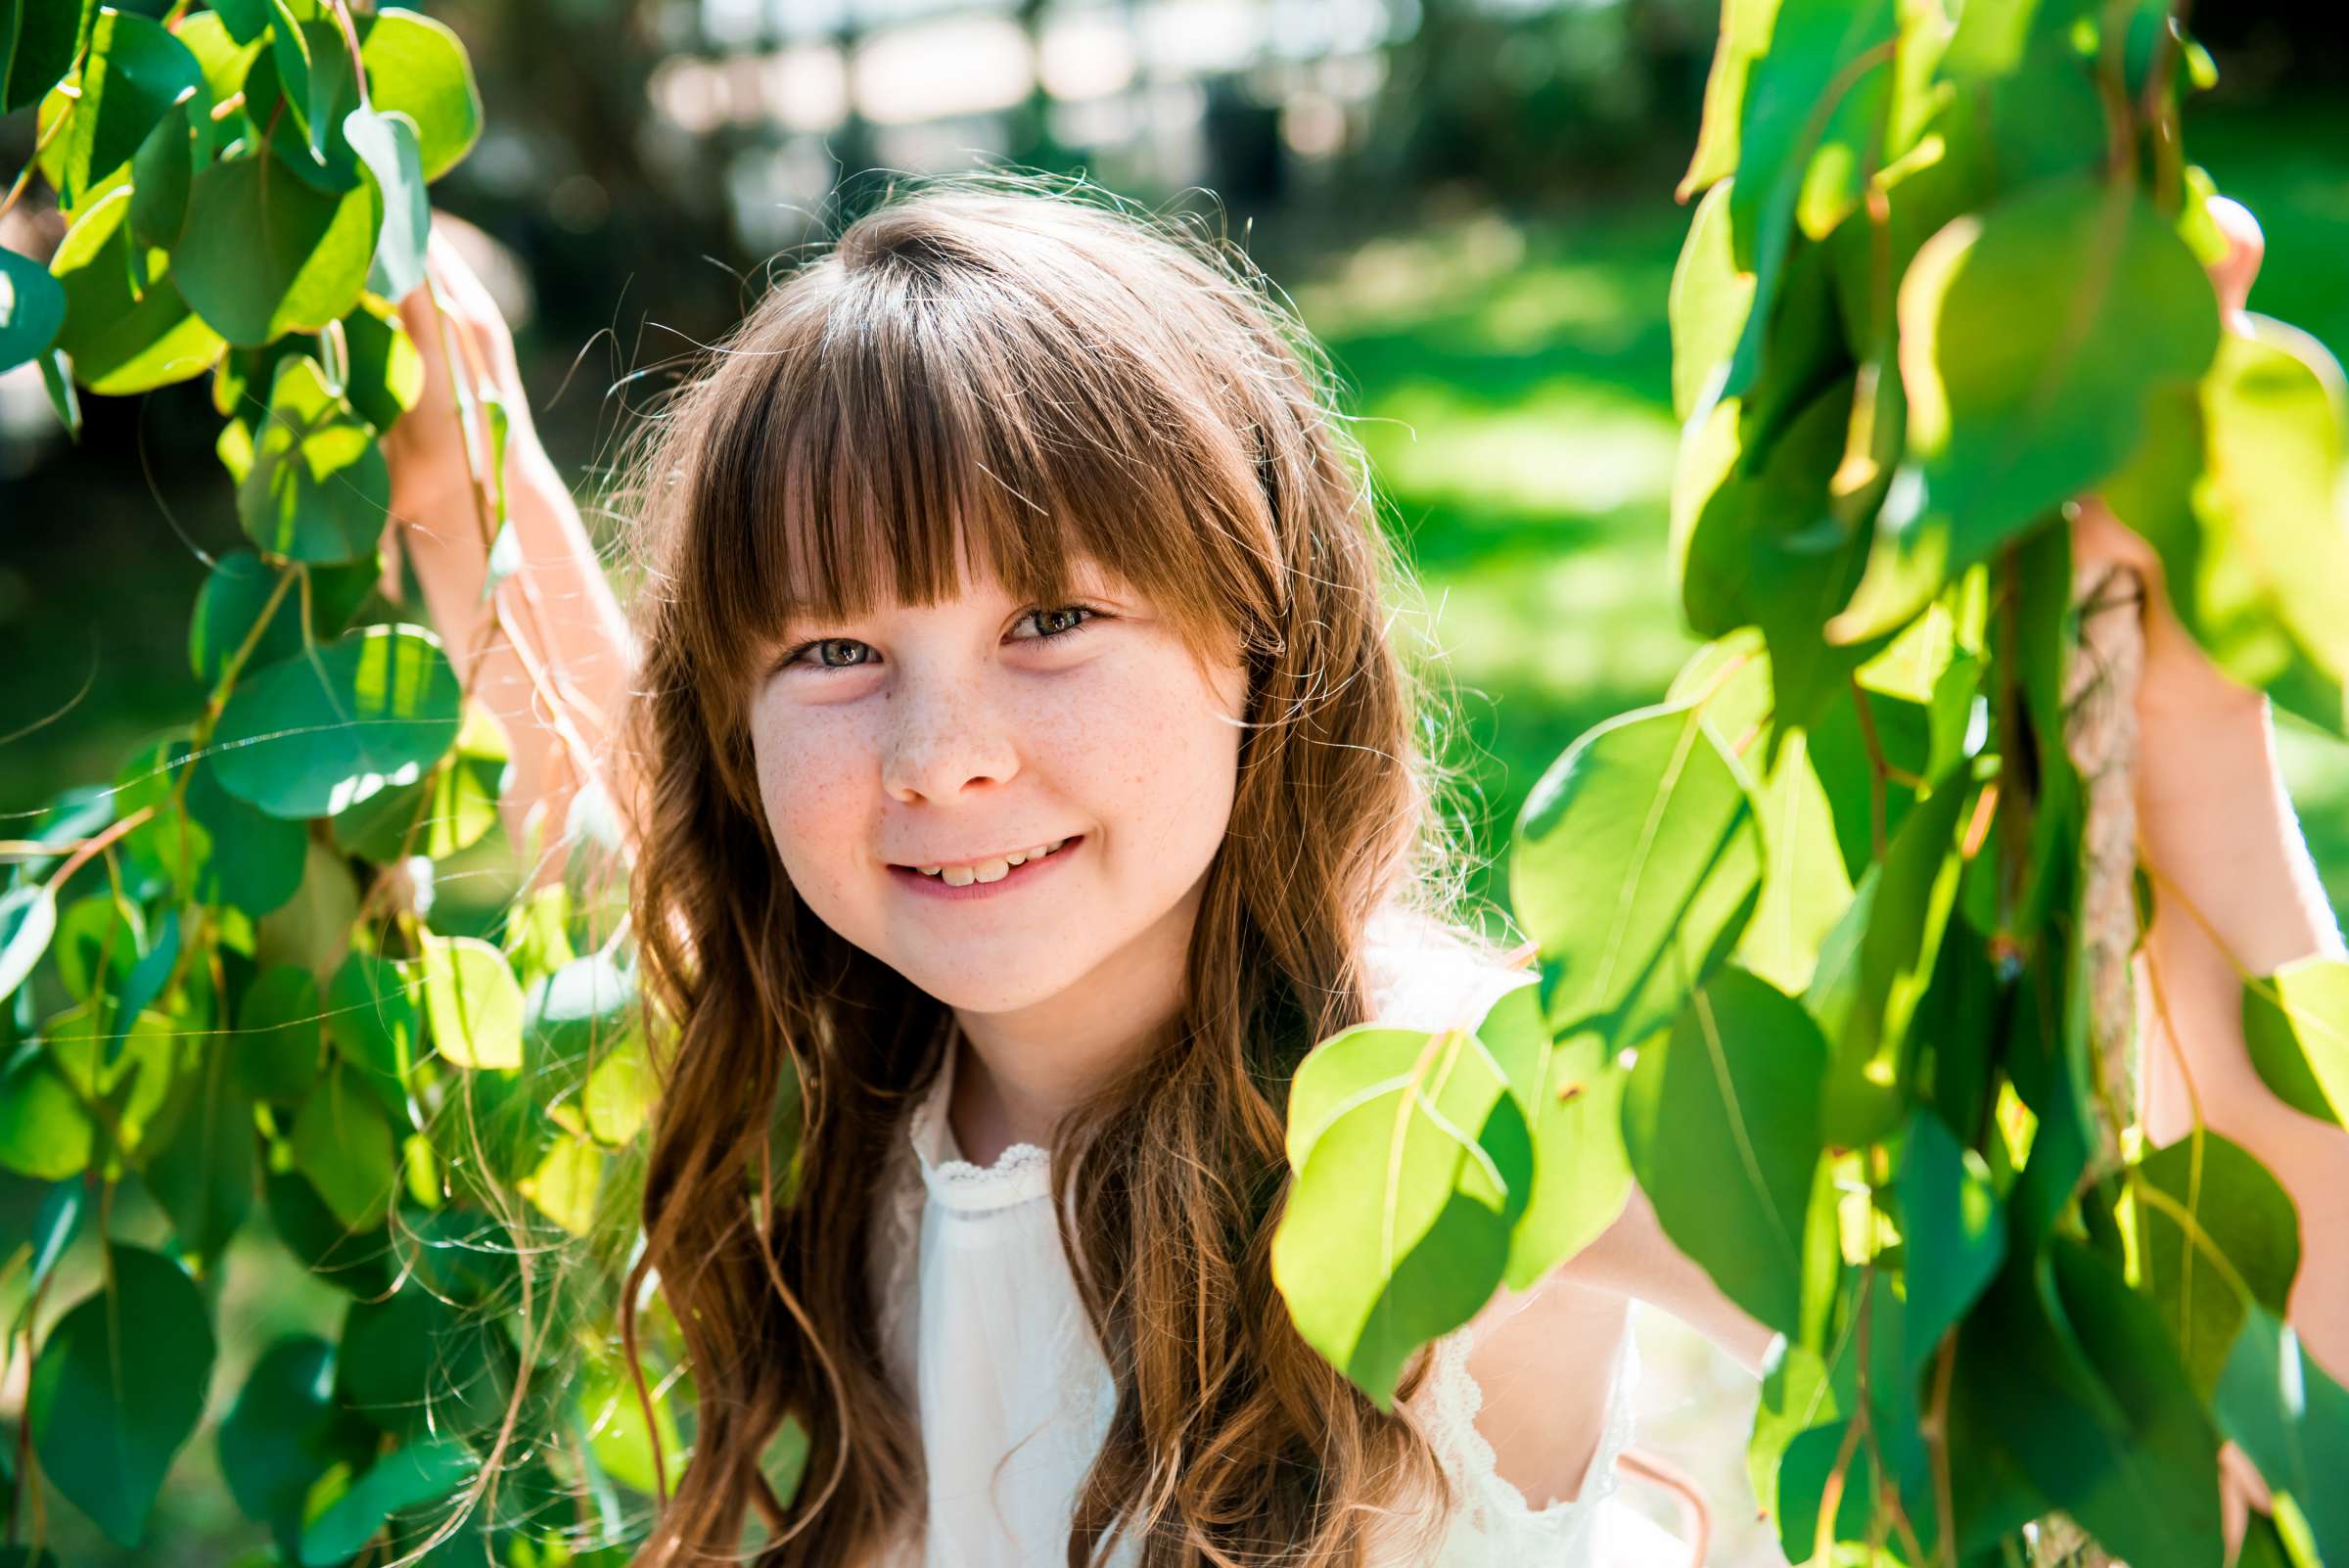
left=381, top=220, right=638, bottom=879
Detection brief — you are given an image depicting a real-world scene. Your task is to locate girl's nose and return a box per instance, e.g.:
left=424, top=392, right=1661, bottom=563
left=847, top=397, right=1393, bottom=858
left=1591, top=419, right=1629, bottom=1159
left=880, top=679, right=1021, bottom=805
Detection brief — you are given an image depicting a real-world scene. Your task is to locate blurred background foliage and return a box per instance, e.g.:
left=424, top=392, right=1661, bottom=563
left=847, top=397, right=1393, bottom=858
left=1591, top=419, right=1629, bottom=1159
left=3, top=0, right=2346, bottom=1560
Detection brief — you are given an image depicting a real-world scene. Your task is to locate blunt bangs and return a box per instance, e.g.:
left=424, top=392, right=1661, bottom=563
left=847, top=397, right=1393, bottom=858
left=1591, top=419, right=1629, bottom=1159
left=675, top=202, right=1291, bottom=702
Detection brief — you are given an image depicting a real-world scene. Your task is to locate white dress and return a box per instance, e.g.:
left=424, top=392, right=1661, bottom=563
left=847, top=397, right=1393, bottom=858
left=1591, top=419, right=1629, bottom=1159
left=865, top=931, right=1671, bottom=1567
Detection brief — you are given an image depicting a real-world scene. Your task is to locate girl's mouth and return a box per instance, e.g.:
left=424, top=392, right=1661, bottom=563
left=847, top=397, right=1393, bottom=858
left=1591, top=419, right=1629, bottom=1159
left=889, top=835, right=1084, bottom=902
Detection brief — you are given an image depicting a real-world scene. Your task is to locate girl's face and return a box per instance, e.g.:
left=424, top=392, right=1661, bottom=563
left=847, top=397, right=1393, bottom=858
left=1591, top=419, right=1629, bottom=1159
left=746, top=550, right=1251, bottom=1020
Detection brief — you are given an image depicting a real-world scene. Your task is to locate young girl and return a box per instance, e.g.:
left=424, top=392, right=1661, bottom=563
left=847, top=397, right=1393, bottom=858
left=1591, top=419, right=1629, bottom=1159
left=379, top=174, right=2314, bottom=1568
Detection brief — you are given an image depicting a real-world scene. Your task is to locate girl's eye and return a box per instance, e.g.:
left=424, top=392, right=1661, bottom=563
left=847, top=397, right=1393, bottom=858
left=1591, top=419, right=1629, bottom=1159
left=777, top=605, right=1101, bottom=673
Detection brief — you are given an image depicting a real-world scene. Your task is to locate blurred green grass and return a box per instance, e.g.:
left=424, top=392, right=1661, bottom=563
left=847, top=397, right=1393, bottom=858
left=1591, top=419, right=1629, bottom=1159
left=1299, top=97, right=2349, bottom=942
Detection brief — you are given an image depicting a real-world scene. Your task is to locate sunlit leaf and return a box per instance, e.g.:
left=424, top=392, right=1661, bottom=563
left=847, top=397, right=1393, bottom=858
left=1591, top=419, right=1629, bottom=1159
left=1272, top=1021, right=1533, bottom=1408
left=210, top=624, right=463, bottom=820
left=176, top=151, right=383, bottom=346
left=2240, top=955, right=2349, bottom=1128
left=1623, top=964, right=1826, bottom=1335
left=1512, top=698, right=1764, bottom=1056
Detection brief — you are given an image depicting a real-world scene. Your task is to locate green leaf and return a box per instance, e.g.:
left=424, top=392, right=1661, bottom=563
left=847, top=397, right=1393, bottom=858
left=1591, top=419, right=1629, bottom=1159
left=175, top=9, right=266, bottom=108
left=325, top=948, right=420, bottom=1120
left=1895, top=1107, right=2003, bottom=1372
left=50, top=183, right=226, bottom=393
left=0, top=1043, right=95, bottom=1180
left=2133, top=1130, right=2299, bottom=1398
left=341, top=290, right=425, bottom=433
left=189, top=551, right=381, bottom=684
left=1960, top=1241, right=2225, bottom=1568
left=2111, top=320, right=2349, bottom=737
left=143, top=1044, right=256, bottom=1257
left=1, top=0, right=91, bottom=115
left=299, top=1438, right=476, bottom=1566
left=0, top=883, right=59, bottom=1003
left=344, top=107, right=429, bottom=300
left=2241, top=955, right=2349, bottom=1128
left=525, top=949, right=637, bottom=1089
left=1477, top=983, right=1633, bottom=1291
left=290, top=1063, right=397, bottom=1230
left=1833, top=175, right=2222, bottom=644
left=0, top=247, right=68, bottom=375
left=126, top=98, right=197, bottom=256
left=169, top=738, right=306, bottom=918
left=1677, top=0, right=1775, bottom=201
left=27, top=1243, right=217, bottom=1546
left=419, top=932, right=523, bottom=1071
left=236, top=353, right=391, bottom=564
left=176, top=152, right=383, bottom=346
left=233, top=963, right=326, bottom=1103
left=1511, top=699, right=1764, bottom=1056
left=1715, top=0, right=1897, bottom=404
left=1271, top=1020, right=1532, bottom=1408
left=219, top=1335, right=379, bottom=1561
left=356, top=9, right=483, bottom=183
left=1669, top=180, right=1756, bottom=423
left=2218, top=1306, right=2349, bottom=1566
left=1737, top=726, right=1857, bottom=996
left=1802, top=761, right=1972, bottom=1146
left=262, top=1164, right=392, bottom=1296
left=338, top=1281, right=514, bottom=1440
left=59, top=9, right=207, bottom=205
left=1622, top=964, right=1826, bottom=1336
left=210, top=624, right=463, bottom=820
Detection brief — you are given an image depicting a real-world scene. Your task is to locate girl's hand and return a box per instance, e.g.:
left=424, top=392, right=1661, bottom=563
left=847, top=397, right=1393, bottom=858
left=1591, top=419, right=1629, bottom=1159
left=2068, top=195, right=2268, bottom=727
left=381, top=213, right=544, bottom=527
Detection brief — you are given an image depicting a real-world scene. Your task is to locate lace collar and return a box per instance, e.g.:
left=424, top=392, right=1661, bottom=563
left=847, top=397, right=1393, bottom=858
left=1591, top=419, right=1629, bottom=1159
left=904, top=1024, right=1055, bottom=1213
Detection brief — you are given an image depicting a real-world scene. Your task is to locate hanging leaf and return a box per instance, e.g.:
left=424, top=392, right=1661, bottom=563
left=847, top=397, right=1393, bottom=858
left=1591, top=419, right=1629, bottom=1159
left=49, top=184, right=226, bottom=393
left=142, top=1044, right=257, bottom=1257
left=58, top=9, right=207, bottom=206
left=1475, top=981, right=1634, bottom=1290
left=420, top=932, right=524, bottom=1071
left=1895, top=1107, right=2004, bottom=1372
left=0, top=247, right=68, bottom=375
left=356, top=9, right=484, bottom=183
left=2132, top=1130, right=2299, bottom=1398
left=337, top=1281, right=515, bottom=1441
left=290, top=1062, right=398, bottom=1230
left=235, top=353, right=392, bottom=564
left=1833, top=174, right=2222, bottom=643
left=2240, top=955, right=2349, bottom=1128
left=340, top=290, right=426, bottom=432
left=1271, top=1019, right=1533, bottom=1408
left=233, top=963, right=327, bottom=1104
left=126, top=98, right=198, bottom=255
left=0, top=0, right=92, bottom=115
left=1622, top=964, right=1827, bottom=1335
left=210, top=624, right=463, bottom=820
left=0, top=884, right=59, bottom=1004
left=2218, top=1306, right=2349, bottom=1566
left=27, top=1243, right=217, bottom=1546
left=1510, top=698, right=1764, bottom=1056
left=0, top=1043, right=96, bottom=1180
left=219, top=1335, right=381, bottom=1561
left=345, top=107, right=430, bottom=301
left=2112, top=320, right=2349, bottom=737
left=1802, top=761, right=1973, bottom=1145
left=299, top=1438, right=477, bottom=1567
left=176, top=152, right=383, bottom=346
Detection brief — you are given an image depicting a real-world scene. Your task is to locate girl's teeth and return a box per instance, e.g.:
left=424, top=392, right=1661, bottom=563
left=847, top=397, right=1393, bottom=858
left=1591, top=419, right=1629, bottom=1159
left=915, top=838, right=1072, bottom=884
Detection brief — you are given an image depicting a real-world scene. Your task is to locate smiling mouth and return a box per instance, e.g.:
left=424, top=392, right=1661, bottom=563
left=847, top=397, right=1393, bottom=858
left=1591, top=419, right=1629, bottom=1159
left=893, top=835, right=1082, bottom=887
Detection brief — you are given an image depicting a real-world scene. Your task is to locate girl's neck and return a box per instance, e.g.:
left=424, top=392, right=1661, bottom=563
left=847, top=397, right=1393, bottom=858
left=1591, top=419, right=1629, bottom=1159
left=944, top=883, right=1202, bottom=1166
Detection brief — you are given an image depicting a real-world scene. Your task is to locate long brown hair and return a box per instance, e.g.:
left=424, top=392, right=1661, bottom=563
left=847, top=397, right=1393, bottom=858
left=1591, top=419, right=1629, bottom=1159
left=608, top=169, right=1496, bottom=1568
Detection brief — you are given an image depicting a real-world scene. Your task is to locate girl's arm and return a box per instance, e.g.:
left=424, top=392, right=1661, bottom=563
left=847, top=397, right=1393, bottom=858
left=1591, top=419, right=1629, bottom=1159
left=382, top=221, right=637, bottom=874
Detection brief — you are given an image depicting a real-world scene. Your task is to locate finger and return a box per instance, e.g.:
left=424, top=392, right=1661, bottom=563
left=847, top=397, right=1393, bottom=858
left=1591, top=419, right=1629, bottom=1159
left=2206, top=195, right=2263, bottom=326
